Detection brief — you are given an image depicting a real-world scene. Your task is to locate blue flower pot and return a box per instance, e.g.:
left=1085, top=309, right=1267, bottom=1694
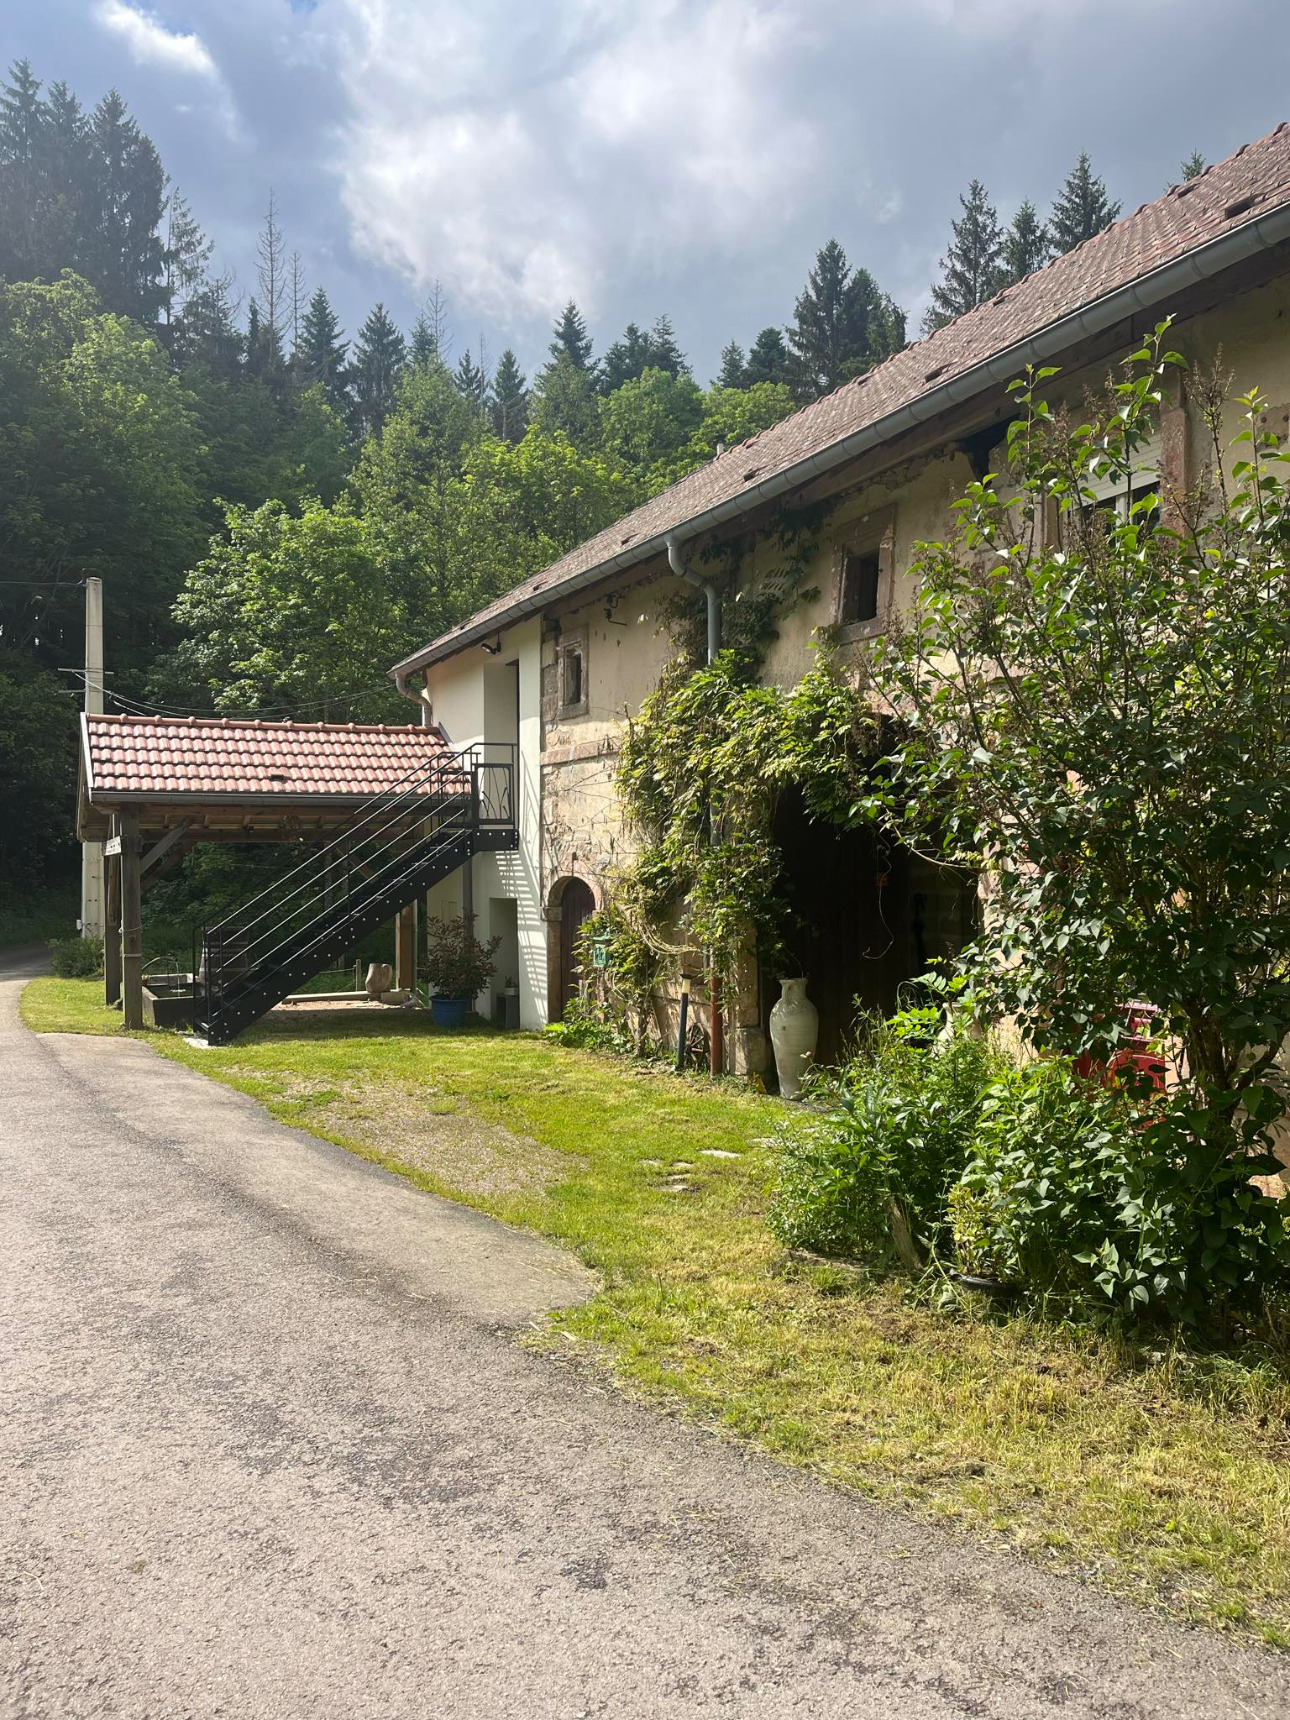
left=430, top=995, right=469, bottom=1028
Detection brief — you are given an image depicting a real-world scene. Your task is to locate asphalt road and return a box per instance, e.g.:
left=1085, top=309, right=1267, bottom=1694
left=3, top=947, right=1288, bottom=1719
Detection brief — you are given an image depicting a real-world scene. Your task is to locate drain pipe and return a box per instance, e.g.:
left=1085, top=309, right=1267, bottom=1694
left=667, top=534, right=720, bottom=664
left=666, top=534, right=725, bottom=1076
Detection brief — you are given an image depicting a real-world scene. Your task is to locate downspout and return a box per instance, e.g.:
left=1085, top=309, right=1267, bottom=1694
left=667, top=534, right=720, bottom=663
left=666, top=533, right=725, bottom=1076
left=393, top=667, right=434, bottom=729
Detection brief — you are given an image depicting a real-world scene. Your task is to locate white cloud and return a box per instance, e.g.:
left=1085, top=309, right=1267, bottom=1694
left=95, top=1, right=220, bottom=80
left=328, top=1, right=831, bottom=329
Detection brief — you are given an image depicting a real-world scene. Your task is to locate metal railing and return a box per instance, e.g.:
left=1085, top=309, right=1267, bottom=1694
left=191, top=741, right=515, bottom=1041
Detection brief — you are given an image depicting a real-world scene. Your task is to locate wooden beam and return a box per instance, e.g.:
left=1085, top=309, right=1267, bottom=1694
left=120, top=810, right=144, bottom=1031
left=140, top=822, right=190, bottom=878
left=395, top=904, right=417, bottom=990
left=103, top=823, right=121, bottom=1008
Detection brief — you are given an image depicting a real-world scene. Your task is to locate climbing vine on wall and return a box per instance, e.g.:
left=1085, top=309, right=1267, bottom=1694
left=580, top=497, right=885, bottom=1050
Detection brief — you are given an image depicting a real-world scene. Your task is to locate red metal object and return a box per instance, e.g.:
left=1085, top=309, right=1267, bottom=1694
left=1072, top=1002, right=1166, bottom=1093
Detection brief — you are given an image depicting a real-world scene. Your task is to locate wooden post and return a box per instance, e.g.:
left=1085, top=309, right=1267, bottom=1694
left=395, top=903, right=417, bottom=991
left=709, top=968, right=724, bottom=1079
left=120, top=811, right=144, bottom=1031
left=103, top=831, right=121, bottom=1007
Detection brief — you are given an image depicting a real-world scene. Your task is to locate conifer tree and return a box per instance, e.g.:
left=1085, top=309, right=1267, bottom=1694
left=1180, top=150, right=1206, bottom=182
left=454, top=346, right=487, bottom=412
left=549, top=299, right=594, bottom=371
left=0, top=60, right=49, bottom=280
left=744, top=326, right=791, bottom=388
left=788, top=240, right=905, bottom=398
left=716, top=340, right=746, bottom=389
left=489, top=348, right=528, bottom=442
left=410, top=279, right=451, bottom=368
left=163, top=190, right=212, bottom=331
left=1002, top=197, right=1050, bottom=285
left=600, top=321, right=651, bottom=392
left=1049, top=152, right=1122, bottom=254
left=298, top=286, right=349, bottom=408
left=288, top=252, right=307, bottom=355
left=924, top=180, right=1006, bottom=333
left=84, top=88, right=168, bottom=322
left=644, top=313, right=687, bottom=377
left=349, top=301, right=407, bottom=439
left=256, top=189, right=286, bottom=345
left=42, top=80, right=89, bottom=273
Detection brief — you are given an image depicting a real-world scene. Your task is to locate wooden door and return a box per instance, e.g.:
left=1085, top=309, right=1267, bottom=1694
left=558, top=878, right=595, bottom=1018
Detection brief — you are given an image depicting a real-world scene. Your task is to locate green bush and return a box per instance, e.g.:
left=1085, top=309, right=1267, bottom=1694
left=951, top=1060, right=1290, bottom=1330
left=768, top=1004, right=1001, bottom=1265
left=48, top=935, right=103, bottom=978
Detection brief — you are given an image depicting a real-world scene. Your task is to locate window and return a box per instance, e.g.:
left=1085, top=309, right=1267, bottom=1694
left=562, top=643, right=584, bottom=708
left=833, top=512, right=894, bottom=639
left=1085, top=437, right=1159, bottom=526
left=552, top=628, right=589, bottom=719
left=839, top=550, right=882, bottom=625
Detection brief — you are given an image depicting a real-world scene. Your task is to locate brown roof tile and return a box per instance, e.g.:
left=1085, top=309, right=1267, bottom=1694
left=84, top=714, right=459, bottom=801
left=396, top=123, right=1290, bottom=672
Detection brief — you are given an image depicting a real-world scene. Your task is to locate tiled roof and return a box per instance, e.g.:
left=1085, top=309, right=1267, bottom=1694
left=83, top=713, right=459, bottom=800
left=396, top=122, right=1290, bottom=672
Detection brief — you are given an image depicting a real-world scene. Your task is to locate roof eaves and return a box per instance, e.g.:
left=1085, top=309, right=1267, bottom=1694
left=391, top=190, right=1290, bottom=680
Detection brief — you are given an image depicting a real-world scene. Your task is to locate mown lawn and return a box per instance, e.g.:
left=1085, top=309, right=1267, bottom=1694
left=22, top=974, right=1290, bottom=1649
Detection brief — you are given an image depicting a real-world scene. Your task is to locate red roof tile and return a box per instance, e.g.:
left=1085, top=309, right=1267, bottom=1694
left=395, top=123, right=1290, bottom=673
left=83, top=714, right=460, bottom=801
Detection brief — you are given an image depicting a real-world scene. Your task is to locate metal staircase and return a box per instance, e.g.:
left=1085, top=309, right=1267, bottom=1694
left=192, top=743, right=517, bottom=1045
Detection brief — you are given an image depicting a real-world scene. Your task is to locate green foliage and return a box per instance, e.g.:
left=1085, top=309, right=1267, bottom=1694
left=599, top=366, right=704, bottom=497
left=0, top=649, right=79, bottom=888
left=868, top=328, right=1290, bottom=1145
left=924, top=179, right=1006, bottom=334
left=768, top=1003, right=1002, bottom=1262
left=421, top=913, right=500, bottom=999
left=1049, top=151, right=1122, bottom=253
left=348, top=301, right=407, bottom=439
left=164, top=498, right=407, bottom=721
left=48, top=934, right=102, bottom=977
left=0, top=275, right=205, bottom=674
left=952, top=1062, right=1290, bottom=1331
left=787, top=239, right=905, bottom=399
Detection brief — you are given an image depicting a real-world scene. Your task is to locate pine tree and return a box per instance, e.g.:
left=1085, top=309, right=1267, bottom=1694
left=549, top=300, right=594, bottom=371
left=163, top=189, right=213, bottom=330
left=1049, top=153, right=1122, bottom=254
left=0, top=59, right=49, bottom=281
left=176, top=270, right=242, bottom=379
left=1001, top=197, right=1049, bottom=286
left=788, top=240, right=905, bottom=398
left=924, top=180, right=1006, bottom=333
left=410, top=279, right=451, bottom=368
left=256, top=188, right=286, bottom=345
left=599, top=322, right=652, bottom=392
left=84, top=89, right=168, bottom=322
left=1180, top=150, right=1206, bottom=182
left=644, top=313, right=687, bottom=377
left=489, top=348, right=528, bottom=442
left=288, top=252, right=307, bottom=355
left=42, top=80, right=89, bottom=276
left=298, top=286, right=349, bottom=408
left=716, top=340, right=746, bottom=389
left=454, top=346, right=487, bottom=412
left=349, top=301, right=407, bottom=439
left=744, top=326, right=791, bottom=387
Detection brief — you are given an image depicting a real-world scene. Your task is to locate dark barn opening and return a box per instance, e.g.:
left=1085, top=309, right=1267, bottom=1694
left=768, top=786, right=976, bottom=1068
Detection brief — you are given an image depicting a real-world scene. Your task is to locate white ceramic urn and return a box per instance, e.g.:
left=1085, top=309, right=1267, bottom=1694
left=769, top=977, right=819, bottom=1099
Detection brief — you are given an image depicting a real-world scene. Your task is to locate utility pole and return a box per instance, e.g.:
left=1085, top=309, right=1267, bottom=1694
left=80, top=577, right=105, bottom=940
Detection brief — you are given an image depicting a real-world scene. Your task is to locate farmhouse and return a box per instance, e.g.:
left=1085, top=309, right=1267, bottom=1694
left=388, top=123, right=1290, bottom=1071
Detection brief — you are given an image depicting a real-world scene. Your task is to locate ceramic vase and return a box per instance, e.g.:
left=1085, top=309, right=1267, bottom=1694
left=769, top=977, right=818, bottom=1099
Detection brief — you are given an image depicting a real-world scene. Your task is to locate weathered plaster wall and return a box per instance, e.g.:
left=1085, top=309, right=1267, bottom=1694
left=420, top=268, right=1290, bottom=1047
left=422, top=616, right=544, bottom=1029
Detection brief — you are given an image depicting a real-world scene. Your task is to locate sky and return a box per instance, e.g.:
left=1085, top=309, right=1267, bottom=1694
left=4, top=0, right=1290, bottom=384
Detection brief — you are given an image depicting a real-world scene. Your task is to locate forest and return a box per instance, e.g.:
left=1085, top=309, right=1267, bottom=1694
left=0, top=54, right=1143, bottom=930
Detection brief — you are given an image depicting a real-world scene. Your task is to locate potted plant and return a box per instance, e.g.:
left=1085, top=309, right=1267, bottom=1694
left=421, top=913, right=501, bottom=1027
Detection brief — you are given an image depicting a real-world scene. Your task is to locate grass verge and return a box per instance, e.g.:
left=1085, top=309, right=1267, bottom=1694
left=21, top=974, right=1290, bottom=1649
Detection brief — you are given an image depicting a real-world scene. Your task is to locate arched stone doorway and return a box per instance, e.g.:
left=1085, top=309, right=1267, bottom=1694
left=547, top=875, right=597, bottom=1021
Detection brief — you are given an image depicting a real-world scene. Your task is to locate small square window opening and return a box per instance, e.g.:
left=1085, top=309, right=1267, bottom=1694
left=561, top=645, right=584, bottom=710
left=840, top=550, right=882, bottom=625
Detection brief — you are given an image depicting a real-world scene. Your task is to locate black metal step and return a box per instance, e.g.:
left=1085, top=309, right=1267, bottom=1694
left=198, top=830, right=475, bottom=1044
